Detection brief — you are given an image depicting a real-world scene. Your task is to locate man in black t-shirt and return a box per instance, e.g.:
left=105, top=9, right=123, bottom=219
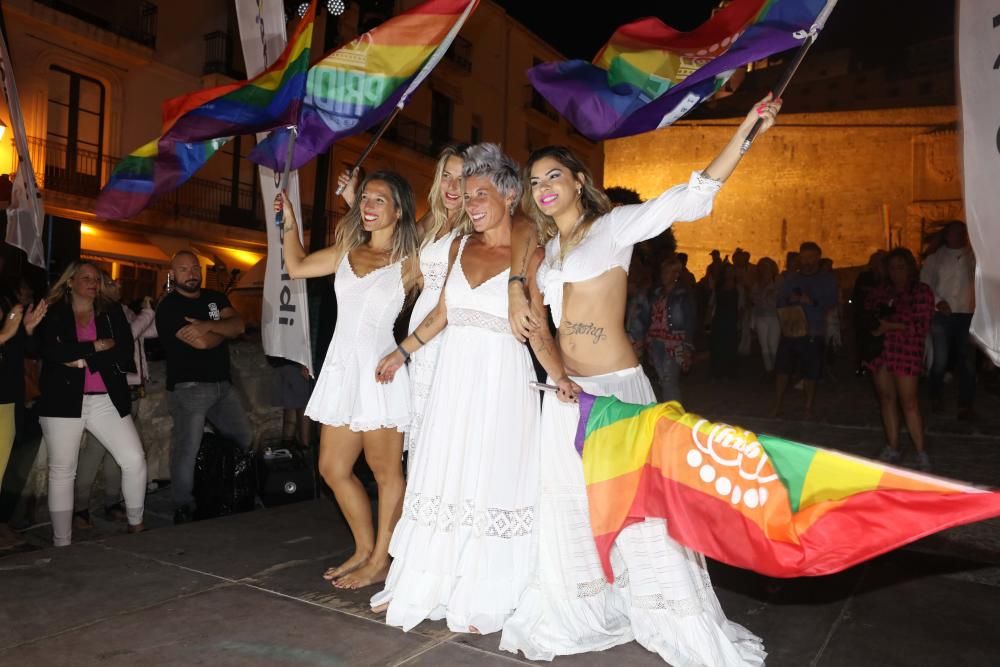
left=156, top=251, right=252, bottom=524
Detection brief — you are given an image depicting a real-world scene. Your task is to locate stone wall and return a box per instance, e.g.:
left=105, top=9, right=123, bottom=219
left=603, top=106, right=959, bottom=277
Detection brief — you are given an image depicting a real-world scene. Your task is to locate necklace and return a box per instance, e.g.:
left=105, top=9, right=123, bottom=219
left=553, top=212, right=586, bottom=270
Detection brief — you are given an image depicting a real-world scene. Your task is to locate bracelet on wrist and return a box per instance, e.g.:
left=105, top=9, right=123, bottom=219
left=413, top=331, right=426, bottom=346
left=396, top=344, right=410, bottom=362
left=508, top=275, right=526, bottom=286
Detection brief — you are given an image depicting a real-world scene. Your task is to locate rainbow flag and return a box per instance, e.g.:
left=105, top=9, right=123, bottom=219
left=162, top=0, right=315, bottom=142
left=529, top=0, right=835, bottom=141
left=249, top=0, right=478, bottom=171
left=96, top=4, right=316, bottom=220
left=576, top=394, right=1000, bottom=580
left=95, top=137, right=229, bottom=221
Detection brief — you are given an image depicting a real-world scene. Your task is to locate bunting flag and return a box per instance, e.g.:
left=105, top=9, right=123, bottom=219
left=96, top=2, right=315, bottom=220
left=575, top=394, right=1000, bottom=580
left=529, top=0, right=836, bottom=141
left=162, top=0, right=315, bottom=142
left=249, top=0, right=479, bottom=171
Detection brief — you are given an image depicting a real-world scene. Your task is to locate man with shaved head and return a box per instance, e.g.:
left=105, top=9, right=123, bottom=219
left=155, top=251, right=252, bottom=524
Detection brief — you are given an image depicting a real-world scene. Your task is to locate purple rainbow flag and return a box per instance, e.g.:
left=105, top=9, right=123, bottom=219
left=529, top=0, right=835, bottom=141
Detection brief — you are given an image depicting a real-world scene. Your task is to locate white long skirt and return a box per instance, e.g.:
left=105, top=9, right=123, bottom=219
left=371, top=324, right=539, bottom=634
left=500, top=366, right=765, bottom=666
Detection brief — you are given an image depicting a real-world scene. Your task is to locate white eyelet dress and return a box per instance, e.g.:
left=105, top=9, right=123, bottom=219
left=304, top=254, right=410, bottom=432
left=404, top=229, right=458, bottom=456
left=372, top=235, right=540, bottom=635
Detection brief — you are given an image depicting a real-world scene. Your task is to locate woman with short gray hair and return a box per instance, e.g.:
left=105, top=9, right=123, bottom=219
left=370, top=143, right=577, bottom=634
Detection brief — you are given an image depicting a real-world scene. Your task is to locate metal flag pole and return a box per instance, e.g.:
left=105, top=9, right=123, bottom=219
left=274, top=125, right=298, bottom=227
left=334, top=106, right=404, bottom=197
left=740, top=0, right=839, bottom=155
left=739, top=36, right=815, bottom=155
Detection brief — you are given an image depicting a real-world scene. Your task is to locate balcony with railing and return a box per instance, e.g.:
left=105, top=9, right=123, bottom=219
left=35, top=0, right=158, bottom=48
left=524, top=85, right=560, bottom=122
left=19, top=137, right=336, bottom=231
left=203, top=31, right=246, bottom=79
left=370, top=116, right=439, bottom=157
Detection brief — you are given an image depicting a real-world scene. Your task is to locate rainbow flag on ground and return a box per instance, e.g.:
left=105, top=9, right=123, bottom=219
left=529, top=0, right=835, bottom=141
left=96, top=3, right=315, bottom=220
left=249, top=0, right=478, bottom=171
left=575, top=394, right=1000, bottom=580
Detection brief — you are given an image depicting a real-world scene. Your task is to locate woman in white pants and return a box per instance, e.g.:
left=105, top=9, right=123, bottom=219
left=38, top=261, right=146, bottom=546
left=750, top=257, right=782, bottom=374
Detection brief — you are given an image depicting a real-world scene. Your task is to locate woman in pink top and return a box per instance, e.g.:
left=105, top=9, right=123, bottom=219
left=38, top=261, right=146, bottom=546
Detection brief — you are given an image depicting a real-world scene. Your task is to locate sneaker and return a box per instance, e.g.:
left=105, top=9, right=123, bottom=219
left=878, top=447, right=901, bottom=464
left=916, top=451, right=932, bottom=472
left=104, top=502, right=128, bottom=523
left=72, top=510, right=94, bottom=530
left=173, top=505, right=194, bottom=525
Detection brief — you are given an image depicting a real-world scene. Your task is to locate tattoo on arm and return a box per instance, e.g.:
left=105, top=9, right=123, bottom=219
left=561, top=319, right=607, bottom=344
left=518, top=236, right=532, bottom=276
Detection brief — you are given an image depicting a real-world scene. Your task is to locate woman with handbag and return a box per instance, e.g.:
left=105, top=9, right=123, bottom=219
left=865, top=248, right=935, bottom=471
left=38, top=261, right=147, bottom=546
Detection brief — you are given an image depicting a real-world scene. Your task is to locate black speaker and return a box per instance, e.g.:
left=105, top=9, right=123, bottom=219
left=256, top=443, right=315, bottom=507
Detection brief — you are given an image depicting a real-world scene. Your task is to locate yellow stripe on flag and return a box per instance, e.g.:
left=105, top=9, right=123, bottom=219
left=799, top=450, right=883, bottom=510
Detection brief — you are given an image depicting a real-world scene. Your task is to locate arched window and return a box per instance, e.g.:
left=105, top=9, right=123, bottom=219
left=46, top=65, right=106, bottom=196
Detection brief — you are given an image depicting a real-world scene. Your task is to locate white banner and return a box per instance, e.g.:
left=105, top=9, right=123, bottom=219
left=0, top=27, right=45, bottom=267
left=959, top=0, right=1000, bottom=365
left=235, top=0, right=313, bottom=374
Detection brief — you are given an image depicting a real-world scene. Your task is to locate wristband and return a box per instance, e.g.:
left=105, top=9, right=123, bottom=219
left=508, top=275, right=526, bottom=286
left=396, top=344, right=410, bottom=362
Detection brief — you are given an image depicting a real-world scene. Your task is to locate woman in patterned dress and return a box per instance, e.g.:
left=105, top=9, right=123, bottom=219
left=866, top=247, right=935, bottom=470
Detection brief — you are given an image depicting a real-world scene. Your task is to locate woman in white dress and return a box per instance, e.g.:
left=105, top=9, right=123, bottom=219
left=279, top=171, right=420, bottom=590
left=371, top=144, right=577, bottom=634
left=500, top=96, right=782, bottom=665
left=339, top=144, right=469, bottom=464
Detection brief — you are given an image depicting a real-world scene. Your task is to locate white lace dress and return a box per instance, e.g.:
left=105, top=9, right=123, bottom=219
left=372, top=236, right=540, bottom=634
left=501, top=173, right=766, bottom=666
left=304, top=254, right=410, bottom=432
left=405, top=229, right=458, bottom=455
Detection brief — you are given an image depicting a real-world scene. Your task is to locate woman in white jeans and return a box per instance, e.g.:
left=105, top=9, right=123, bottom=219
left=38, top=261, right=146, bottom=546
left=750, top=257, right=782, bottom=374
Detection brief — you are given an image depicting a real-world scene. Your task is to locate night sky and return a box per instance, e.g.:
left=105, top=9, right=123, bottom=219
left=493, top=1, right=957, bottom=63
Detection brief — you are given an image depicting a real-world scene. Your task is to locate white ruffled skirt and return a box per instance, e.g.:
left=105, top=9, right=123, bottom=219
left=500, top=366, right=765, bottom=666
left=372, top=323, right=539, bottom=633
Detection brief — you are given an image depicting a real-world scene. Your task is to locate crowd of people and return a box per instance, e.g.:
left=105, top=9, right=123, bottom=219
left=0, top=89, right=989, bottom=663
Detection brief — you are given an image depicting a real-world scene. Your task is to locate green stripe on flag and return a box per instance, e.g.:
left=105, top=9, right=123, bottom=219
left=606, top=56, right=676, bottom=99
left=584, top=396, right=655, bottom=441
left=758, top=434, right=818, bottom=513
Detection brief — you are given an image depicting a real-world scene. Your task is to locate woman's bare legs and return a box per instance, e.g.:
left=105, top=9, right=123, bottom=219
left=336, top=427, right=405, bottom=589
left=895, top=374, right=926, bottom=454
left=318, top=424, right=372, bottom=581
left=873, top=366, right=901, bottom=452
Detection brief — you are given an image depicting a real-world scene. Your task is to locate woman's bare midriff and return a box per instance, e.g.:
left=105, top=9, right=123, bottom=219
left=556, top=268, right=639, bottom=378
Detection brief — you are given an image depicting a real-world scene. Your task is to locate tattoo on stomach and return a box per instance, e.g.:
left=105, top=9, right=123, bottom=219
left=561, top=319, right=607, bottom=344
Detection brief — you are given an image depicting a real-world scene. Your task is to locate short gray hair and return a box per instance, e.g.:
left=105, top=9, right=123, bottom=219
left=462, top=143, right=522, bottom=204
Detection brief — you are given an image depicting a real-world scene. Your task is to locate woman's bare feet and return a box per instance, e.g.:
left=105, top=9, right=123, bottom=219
left=322, top=550, right=371, bottom=582
left=334, top=558, right=390, bottom=590
left=371, top=601, right=389, bottom=614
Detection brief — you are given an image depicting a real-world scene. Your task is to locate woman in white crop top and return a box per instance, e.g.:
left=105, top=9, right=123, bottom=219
left=280, top=171, right=421, bottom=591
left=500, top=96, right=781, bottom=665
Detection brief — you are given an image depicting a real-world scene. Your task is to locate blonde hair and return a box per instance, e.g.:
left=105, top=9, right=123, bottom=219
left=423, top=143, right=469, bottom=246
left=334, top=170, right=419, bottom=266
left=46, top=260, right=112, bottom=312
left=521, top=146, right=611, bottom=262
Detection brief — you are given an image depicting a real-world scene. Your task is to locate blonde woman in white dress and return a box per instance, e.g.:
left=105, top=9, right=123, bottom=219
left=371, top=144, right=577, bottom=634
left=280, top=171, right=420, bottom=590
left=501, top=96, right=782, bottom=665
left=339, top=144, right=469, bottom=465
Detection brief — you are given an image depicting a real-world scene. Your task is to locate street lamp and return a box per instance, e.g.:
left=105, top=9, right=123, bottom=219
left=294, top=1, right=348, bottom=20
left=0, top=120, right=6, bottom=141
